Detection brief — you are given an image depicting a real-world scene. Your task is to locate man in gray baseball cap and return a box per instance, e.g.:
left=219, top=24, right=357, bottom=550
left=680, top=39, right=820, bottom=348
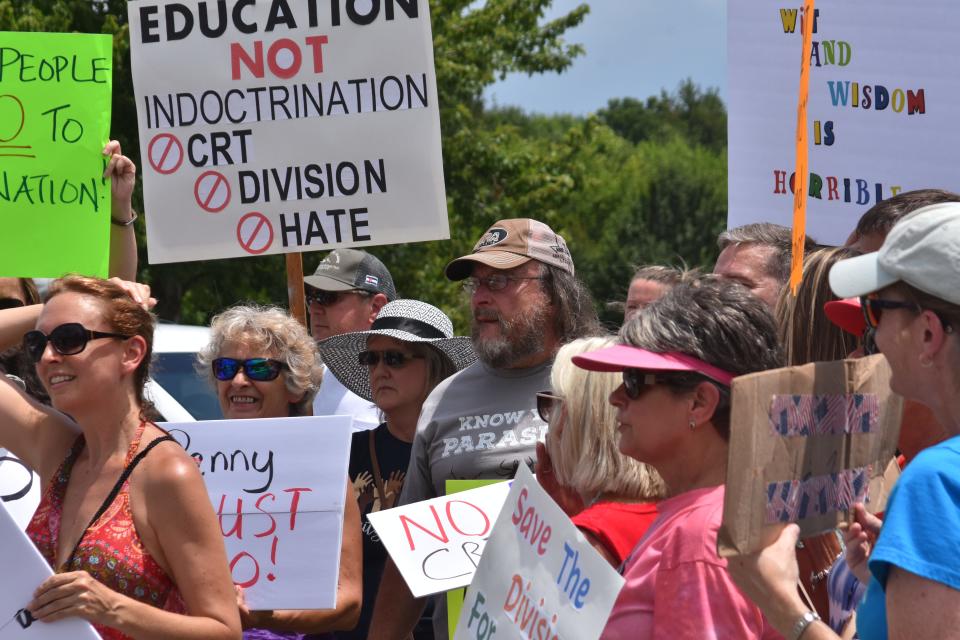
left=305, top=248, right=396, bottom=430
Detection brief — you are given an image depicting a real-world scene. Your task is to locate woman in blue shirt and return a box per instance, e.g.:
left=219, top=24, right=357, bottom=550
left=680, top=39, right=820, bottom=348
left=728, top=202, right=960, bottom=640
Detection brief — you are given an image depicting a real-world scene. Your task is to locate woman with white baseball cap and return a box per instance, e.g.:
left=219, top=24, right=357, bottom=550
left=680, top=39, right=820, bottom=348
left=728, top=202, right=960, bottom=640
left=317, top=299, right=476, bottom=640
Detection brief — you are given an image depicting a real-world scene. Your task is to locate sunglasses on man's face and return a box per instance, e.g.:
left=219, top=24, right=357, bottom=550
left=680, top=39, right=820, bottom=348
left=535, top=391, right=563, bottom=423
left=23, top=323, right=130, bottom=363
left=358, top=350, right=424, bottom=369
left=0, top=298, right=25, bottom=311
left=306, top=288, right=368, bottom=307
left=212, top=357, right=286, bottom=382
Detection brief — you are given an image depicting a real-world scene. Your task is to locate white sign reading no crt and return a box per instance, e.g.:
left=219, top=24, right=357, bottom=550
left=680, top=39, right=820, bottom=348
left=128, top=0, right=449, bottom=264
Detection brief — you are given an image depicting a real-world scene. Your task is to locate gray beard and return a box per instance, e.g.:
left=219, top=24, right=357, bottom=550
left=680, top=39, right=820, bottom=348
left=471, top=304, right=548, bottom=369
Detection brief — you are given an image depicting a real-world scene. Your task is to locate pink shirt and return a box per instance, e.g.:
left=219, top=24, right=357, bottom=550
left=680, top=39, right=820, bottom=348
left=601, top=485, right=782, bottom=640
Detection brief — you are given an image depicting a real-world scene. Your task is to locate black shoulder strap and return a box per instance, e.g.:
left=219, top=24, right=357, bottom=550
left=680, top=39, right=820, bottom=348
left=61, top=435, right=175, bottom=570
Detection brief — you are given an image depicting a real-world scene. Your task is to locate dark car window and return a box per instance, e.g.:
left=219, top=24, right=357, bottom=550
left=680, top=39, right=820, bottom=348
left=152, top=352, right=223, bottom=421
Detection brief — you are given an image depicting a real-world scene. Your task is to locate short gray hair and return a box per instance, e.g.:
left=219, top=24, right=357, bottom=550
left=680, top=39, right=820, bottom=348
left=717, top=222, right=817, bottom=285
left=197, top=304, right=324, bottom=416
left=620, top=275, right=784, bottom=439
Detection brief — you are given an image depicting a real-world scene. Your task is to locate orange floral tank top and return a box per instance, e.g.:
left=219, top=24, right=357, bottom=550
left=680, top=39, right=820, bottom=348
left=26, top=422, right=186, bottom=639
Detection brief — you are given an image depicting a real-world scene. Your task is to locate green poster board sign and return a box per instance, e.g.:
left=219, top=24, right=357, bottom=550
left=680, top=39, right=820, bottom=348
left=445, top=479, right=504, bottom=639
left=0, top=31, right=112, bottom=277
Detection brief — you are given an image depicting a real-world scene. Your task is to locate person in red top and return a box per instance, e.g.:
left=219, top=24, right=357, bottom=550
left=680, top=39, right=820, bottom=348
left=0, top=276, right=240, bottom=640
left=535, top=336, right=665, bottom=566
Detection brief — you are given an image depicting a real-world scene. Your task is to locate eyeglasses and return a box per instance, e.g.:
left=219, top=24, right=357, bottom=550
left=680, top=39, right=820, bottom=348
left=536, top=391, right=563, bottom=423
left=358, top=350, right=424, bottom=368
left=462, top=275, right=544, bottom=294
left=23, top=323, right=130, bottom=363
left=305, top=288, right=369, bottom=307
left=859, top=295, right=921, bottom=330
left=0, top=298, right=25, bottom=310
left=212, top=357, right=286, bottom=382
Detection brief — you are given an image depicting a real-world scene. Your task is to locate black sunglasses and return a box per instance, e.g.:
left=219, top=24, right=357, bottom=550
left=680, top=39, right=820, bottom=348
left=0, top=298, right=25, bottom=311
left=213, top=357, right=286, bottom=382
left=358, top=350, right=424, bottom=368
left=622, top=368, right=708, bottom=400
left=23, top=323, right=130, bottom=363
left=860, top=295, right=921, bottom=330
left=536, top=391, right=563, bottom=423
left=306, top=288, right=369, bottom=307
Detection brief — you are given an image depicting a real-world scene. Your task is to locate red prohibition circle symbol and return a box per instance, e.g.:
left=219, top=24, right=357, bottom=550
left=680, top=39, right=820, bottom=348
left=147, top=133, right=184, bottom=175
left=194, top=170, right=231, bottom=213
left=236, top=212, right=274, bottom=255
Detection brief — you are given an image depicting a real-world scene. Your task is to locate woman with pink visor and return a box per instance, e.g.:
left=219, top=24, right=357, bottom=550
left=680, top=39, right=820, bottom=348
left=574, top=275, right=784, bottom=639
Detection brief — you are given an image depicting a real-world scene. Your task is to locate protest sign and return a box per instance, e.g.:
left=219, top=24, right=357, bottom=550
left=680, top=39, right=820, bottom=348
left=0, top=450, right=40, bottom=530
left=128, top=0, right=448, bottom=264
left=165, top=415, right=352, bottom=610
left=453, top=465, right=624, bottom=640
left=0, top=31, right=112, bottom=278
left=367, top=481, right=511, bottom=598
left=728, top=1, right=958, bottom=244
left=444, top=479, right=504, bottom=639
left=0, top=501, right=99, bottom=639
left=718, top=354, right=902, bottom=556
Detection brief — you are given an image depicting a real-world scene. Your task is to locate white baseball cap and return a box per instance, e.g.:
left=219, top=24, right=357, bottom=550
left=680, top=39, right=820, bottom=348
left=829, top=202, right=960, bottom=305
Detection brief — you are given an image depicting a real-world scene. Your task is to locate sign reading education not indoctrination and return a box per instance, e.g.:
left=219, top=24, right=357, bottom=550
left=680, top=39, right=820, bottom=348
left=0, top=31, right=112, bottom=278
left=728, top=1, right=958, bottom=244
left=128, top=0, right=449, bottom=264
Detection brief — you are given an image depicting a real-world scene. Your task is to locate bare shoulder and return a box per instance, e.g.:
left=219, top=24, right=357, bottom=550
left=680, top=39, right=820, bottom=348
left=138, top=429, right=204, bottom=495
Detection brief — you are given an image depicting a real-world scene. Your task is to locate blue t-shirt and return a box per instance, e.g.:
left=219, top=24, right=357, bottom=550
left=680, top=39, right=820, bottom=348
left=857, top=435, right=960, bottom=640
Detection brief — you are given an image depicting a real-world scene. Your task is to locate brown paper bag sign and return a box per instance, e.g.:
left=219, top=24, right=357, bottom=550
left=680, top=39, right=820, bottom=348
left=718, top=354, right=902, bottom=557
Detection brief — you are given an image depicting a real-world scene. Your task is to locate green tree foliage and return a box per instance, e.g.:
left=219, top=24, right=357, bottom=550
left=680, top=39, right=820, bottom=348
left=5, top=1, right=729, bottom=333
left=597, top=78, right=727, bottom=152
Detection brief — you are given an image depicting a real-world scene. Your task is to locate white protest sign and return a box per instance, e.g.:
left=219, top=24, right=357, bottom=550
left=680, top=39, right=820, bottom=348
left=728, top=1, right=958, bottom=244
left=0, top=450, right=40, bottom=530
left=165, top=415, right=351, bottom=610
left=128, top=0, right=448, bottom=264
left=453, top=465, right=624, bottom=640
left=367, top=481, right=511, bottom=598
left=0, top=502, right=99, bottom=640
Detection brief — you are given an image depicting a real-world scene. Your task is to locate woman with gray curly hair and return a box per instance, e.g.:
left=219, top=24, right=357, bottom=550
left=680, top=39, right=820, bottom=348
left=575, top=276, right=784, bottom=639
left=197, top=304, right=323, bottom=418
left=198, top=304, right=362, bottom=640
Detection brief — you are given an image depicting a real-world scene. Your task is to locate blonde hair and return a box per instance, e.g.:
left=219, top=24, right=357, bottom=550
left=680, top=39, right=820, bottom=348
left=547, top=336, right=665, bottom=502
left=775, top=247, right=860, bottom=365
left=197, top=304, right=323, bottom=416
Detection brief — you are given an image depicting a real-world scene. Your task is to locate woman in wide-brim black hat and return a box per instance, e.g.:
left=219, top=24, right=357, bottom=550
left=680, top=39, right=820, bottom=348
left=318, top=299, right=475, bottom=640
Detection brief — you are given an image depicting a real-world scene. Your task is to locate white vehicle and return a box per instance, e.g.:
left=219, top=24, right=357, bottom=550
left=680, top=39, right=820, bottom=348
left=148, top=322, right=221, bottom=422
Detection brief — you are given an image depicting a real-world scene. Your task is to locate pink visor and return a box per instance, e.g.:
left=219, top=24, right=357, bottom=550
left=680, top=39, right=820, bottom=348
left=572, top=344, right=736, bottom=386
left=824, top=298, right=866, bottom=337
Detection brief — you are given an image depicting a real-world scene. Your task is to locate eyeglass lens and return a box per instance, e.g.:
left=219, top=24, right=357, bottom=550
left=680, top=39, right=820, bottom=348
left=358, top=350, right=419, bottom=368
left=213, top=358, right=283, bottom=381
left=24, top=324, right=95, bottom=363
